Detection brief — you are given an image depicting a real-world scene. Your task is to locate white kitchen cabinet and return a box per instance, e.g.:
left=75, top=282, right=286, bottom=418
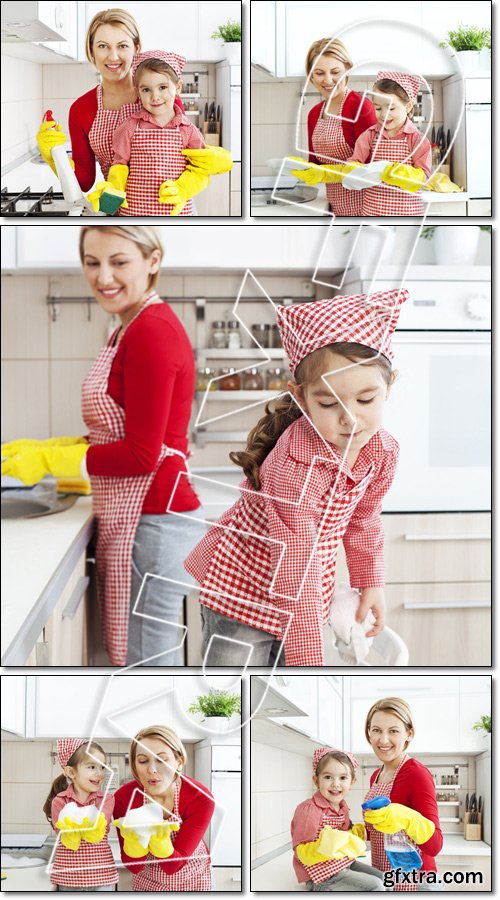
left=458, top=692, right=491, bottom=752
left=250, top=0, right=276, bottom=74
left=271, top=675, right=318, bottom=739
left=16, top=225, right=81, bottom=268
left=316, top=676, right=343, bottom=747
left=195, top=742, right=241, bottom=866
left=468, top=199, right=491, bottom=216
left=37, top=0, right=79, bottom=60
left=0, top=226, right=16, bottom=269
left=1, top=675, right=26, bottom=736
left=349, top=676, right=459, bottom=698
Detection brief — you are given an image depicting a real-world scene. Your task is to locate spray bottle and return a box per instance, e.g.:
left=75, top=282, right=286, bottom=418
left=42, top=110, right=84, bottom=207
left=362, top=796, right=423, bottom=872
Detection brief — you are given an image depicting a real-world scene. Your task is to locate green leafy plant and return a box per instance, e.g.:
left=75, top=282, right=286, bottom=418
left=188, top=689, right=241, bottom=718
left=421, top=225, right=491, bottom=240
left=472, top=715, right=491, bottom=735
left=439, top=24, right=491, bottom=52
left=211, top=19, right=241, bottom=43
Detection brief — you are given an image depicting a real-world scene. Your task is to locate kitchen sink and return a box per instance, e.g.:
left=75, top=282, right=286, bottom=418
left=1, top=492, right=78, bottom=519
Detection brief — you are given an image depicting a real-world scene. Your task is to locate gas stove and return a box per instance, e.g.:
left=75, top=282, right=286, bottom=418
left=1, top=186, right=87, bottom=216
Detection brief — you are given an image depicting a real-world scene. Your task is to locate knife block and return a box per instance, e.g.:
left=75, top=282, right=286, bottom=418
left=203, top=122, right=220, bottom=146
left=464, top=813, right=482, bottom=841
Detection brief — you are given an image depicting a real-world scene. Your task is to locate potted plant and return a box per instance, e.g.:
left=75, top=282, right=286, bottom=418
left=421, top=225, right=490, bottom=266
left=211, top=19, right=241, bottom=64
left=439, top=25, right=491, bottom=76
left=188, top=689, right=241, bottom=732
left=472, top=714, right=491, bottom=745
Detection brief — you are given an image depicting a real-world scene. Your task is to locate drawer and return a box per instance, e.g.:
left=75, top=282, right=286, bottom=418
left=230, top=191, right=241, bottom=216
left=231, top=162, right=241, bottom=191
left=465, top=79, right=491, bottom=104
left=383, top=513, right=491, bottom=584
left=212, top=744, right=241, bottom=770
left=385, top=580, right=490, bottom=612
left=468, top=198, right=491, bottom=216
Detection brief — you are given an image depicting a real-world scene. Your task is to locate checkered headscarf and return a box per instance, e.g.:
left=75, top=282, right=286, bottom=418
left=133, top=50, right=186, bottom=80
left=313, top=746, right=360, bottom=774
left=376, top=71, right=425, bottom=101
left=57, top=738, right=88, bottom=769
left=276, top=288, right=408, bottom=375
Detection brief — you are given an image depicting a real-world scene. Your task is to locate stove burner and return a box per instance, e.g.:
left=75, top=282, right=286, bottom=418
left=1, top=186, right=72, bottom=216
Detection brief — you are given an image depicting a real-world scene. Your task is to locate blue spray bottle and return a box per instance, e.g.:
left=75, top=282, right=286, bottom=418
left=362, top=796, right=423, bottom=872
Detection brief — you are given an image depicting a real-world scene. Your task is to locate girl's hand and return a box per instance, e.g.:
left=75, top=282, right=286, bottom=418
left=356, top=588, right=385, bottom=637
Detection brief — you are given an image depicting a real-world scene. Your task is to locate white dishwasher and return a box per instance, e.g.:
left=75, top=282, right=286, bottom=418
left=194, top=742, right=241, bottom=866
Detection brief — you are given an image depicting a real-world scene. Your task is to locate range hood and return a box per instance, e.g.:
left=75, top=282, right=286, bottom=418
left=251, top=677, right=307, bottom=719
left=1, top=3, right=63, bottom=42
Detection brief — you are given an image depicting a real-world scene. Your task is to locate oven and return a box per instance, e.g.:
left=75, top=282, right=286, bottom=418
left=1, top=186, right=87, bottom=216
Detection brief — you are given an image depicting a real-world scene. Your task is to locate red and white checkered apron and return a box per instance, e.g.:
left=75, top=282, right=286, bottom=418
left=81, top=295, right=186, bottom=667
left=50, top=810, right=118, bottom=888
left=132, top=780, right=213, bottom=891
left=362, top=132, right=424, bottom=216
left=302, top=807, right=354, bottom=885
left=312, top=97, right=363, bottom=216
left=194, top=461, right=374, bottom=666
left=88, top=84, right=141, bottom=181
left=363, top=755, right=421, bottom=892
left=118, top=121, right=192, bottom=217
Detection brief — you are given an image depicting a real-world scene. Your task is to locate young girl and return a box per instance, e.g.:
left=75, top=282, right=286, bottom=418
left=185, top=288, right=406, bottom=667
left=291, top=747, right=385, bottom=891
left=363, top=698, right=442, bottom=892
left=89, top=51, right=232, bottom=216
left=43, top=738, right=118, bottom=891
left=348, top=71, right=432, bottom=216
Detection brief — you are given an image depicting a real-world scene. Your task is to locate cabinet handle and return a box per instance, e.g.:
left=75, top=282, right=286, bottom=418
left=63, top=576, right=90, bottom=620
left=404, top=533, right=490, bottom=542
left=404, top=599, right=490, bottom=610
left=212, top=771, right=240, bottom=778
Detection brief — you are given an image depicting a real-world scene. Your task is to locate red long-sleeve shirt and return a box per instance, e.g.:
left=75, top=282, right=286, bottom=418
left=308, top=91, right=377, bottom=164
left=113, top=777, right=215, bottom=876
left=368, top=758, right=443, bottom=871
left=85, top=302, right=200, bottom=514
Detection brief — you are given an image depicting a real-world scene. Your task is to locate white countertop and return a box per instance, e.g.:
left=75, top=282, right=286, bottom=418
left=1, top=497, right=94, bottom=663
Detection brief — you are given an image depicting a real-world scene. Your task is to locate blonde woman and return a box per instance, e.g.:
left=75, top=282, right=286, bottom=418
left=363, top=698, right=443, bottom=891
left=299, top=38, right=377, bottom=216
left=2, top=226, right=204, bottom=668
left=113, top=726, right=215, bottom=891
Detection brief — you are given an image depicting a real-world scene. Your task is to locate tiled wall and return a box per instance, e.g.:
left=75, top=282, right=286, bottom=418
left=1, top=738, right=194, bottom=834
left=1, top=56, right=44, bottom=168
left=251, top=76, right=443, bottom=176
left=251, top=743, right=479, bottom=863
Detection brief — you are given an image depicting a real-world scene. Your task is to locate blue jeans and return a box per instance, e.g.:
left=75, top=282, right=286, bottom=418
left=307, top=860, right=386, bottom=891
left=200, top=604, right=285, bottom=667
left=126, top=508, right=206, bottom=667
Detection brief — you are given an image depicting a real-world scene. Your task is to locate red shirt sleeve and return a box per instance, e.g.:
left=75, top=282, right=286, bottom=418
left=51, top=794, right=67, bottom=829
left=182, top=122, right=205, bottom=149
left=68, top=88, right=99, bottom=192
left=345, top=92, right=378, bottom=144
left=392, top=761, right=443, bottom=860
left=86, top=314, right=180, bottom=477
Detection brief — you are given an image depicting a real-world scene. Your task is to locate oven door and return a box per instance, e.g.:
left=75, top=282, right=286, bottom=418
left=382, top=332, right=491, bottom=512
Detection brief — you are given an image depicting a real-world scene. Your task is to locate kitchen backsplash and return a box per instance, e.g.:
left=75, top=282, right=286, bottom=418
left=1, top=739, right=194, bottom=834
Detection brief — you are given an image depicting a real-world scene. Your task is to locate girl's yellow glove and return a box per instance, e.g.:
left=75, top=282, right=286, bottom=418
left=364, top=802, right=435, bottom=844
left=148, top=822, right=180, bottom=858
left=80, top=812, right=107, bottom=845
left=1, top=443, right=88, bottom=486
left=55, top=817, right=82, bottom=852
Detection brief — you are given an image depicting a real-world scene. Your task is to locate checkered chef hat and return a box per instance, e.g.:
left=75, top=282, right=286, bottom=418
left=313, top=747, right=360, bottom=774
left=133, top=50, right=186, bottom=80
left=376, top=71, right=425, bottom=101
left=57, top=738, right=88, bottom=769
left=276, top=288, right=408, bottom=375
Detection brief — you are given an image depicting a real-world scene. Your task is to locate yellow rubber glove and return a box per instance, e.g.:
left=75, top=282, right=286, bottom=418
left=36, top=120, right=67, bottom=175
left=364, top=803, right=435, bottom=845
left=55, top=817, right=82, bottom=852
left=350, top=822, right=367, bottom=841
left=423, top=172, right=463, bottom=193
left=291, top=160, right=363, bottom=185
left=296, top=826, right=366, bottom=866
left=113, top=820, right=150, bottom=859
left=80, top=812, right=107, bottom=845
left=181, top=146, right=233, bottom=174
left=1, top=443, right=88, bottom=486
left=158, top=168, right=210, bottom=215
left=2, top=436, right=87, bottom=456
left=87, top=165, right=129, bottom=212
left=148, top=822, right=180, bottom=858
left=381, top=163, right=426, bottom=193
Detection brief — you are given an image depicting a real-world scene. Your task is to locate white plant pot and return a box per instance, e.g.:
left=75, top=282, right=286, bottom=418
left=203, top=716, right=230, bottom=732
left=455, top=50, right=481, bottom=76
left=222, top=42, right=241, bottom=64
left=433, top=226, right=480, bottom=266
left=351, top=226, right=396, bottom=274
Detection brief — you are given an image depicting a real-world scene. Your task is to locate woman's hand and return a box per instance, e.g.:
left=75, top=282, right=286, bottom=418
left=363, top=803, right=435, bottom=845
left=356, top=587, right=385, bottom=637
left=37, top=120, right=67, bottom=174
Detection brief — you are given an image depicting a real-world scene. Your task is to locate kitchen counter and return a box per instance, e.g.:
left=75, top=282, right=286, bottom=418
left=1, top=497, right=94, bottom=664
left=251, top=183, right=469, bottom=216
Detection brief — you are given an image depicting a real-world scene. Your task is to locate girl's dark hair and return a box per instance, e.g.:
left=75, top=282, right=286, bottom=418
left=42, top=742, right=106, bottom=824
left=315, top=750, right=356, bottom=780
left=230, top=343, right=394, bottom=490
left=373, top=79, right=413, bottom=116
left=134, top=58, right=178, bottom=86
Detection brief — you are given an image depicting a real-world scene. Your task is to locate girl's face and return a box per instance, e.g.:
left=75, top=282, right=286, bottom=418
left=134, top=737, right=181, bottom=798
left=91, top=24, right=136, bottom=82
left=137, top=70, right=180, bottom=117
left=82, top=231, right=160, bottom=325
left=291, top=355, right=390, bottom=458
left=310, top=54, right=349, bottom=100
left=368, top=710, right=413, bottom=765
left=314, top=758, right=353, bottom=809
left=67, top=752, right=106, bottom=795
left=373, top=91, right=412, bottom=133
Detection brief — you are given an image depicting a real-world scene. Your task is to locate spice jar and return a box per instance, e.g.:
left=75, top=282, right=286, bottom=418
left=196, top=367, right=217, bottom=391
left=271, top=324, right=282, bottom=348
left=251, top=323, right=271, bottom=348
left=266, top=367, right=288, bottom=390
left=242, top=368, right=264, bottom=390
left=227, top=320, right=242, bottom=349
left=211, top=321, right=226, bottom=349
left=219, top=367, right=241, bottom=390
